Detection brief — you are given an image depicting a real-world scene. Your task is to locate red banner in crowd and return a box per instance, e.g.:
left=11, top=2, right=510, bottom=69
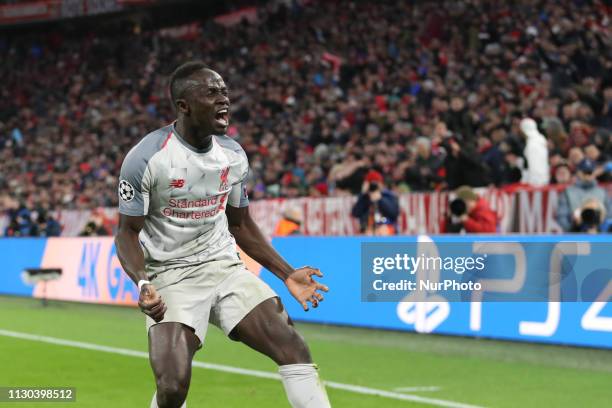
left=0, top=0, right=127, bottom=24
left=0, top=1, right=59, bottom=24
left=2, top=185, right=610, bottom=237
left=159, top=22, right=200, bottom=40
left=248, top=184, right=607, bottom=236
left=213, top=6, right=258, bottom=27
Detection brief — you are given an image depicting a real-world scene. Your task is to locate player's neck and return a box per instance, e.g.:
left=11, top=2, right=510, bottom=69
left=175, top=120, right=213, bottom=152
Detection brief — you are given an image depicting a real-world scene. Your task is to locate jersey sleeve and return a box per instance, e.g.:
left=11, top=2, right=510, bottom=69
left=228, top=179, right=249, bottom=208
left=228, top=148, right=250, bottom=208
left=118, top=150, right=151, bottom=216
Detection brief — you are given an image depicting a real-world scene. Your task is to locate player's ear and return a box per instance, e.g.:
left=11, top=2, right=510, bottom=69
left=176, top=99, right=190, bottom=116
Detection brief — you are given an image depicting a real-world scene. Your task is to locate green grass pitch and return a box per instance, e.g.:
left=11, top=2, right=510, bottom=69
left=0, top=295, right=611, bottom=407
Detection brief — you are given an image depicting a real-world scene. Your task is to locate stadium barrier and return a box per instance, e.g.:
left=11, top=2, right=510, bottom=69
left=6, top=184, right=612, bottom=237
left=1, top=235, right=611, bottom=349
left=0, top=0, right=123, bottom=25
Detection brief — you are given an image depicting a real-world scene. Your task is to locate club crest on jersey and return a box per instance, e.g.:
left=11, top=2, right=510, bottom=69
left=219, top=167, right=230, bottom=190
left=169, top=179, right=185, bottom=188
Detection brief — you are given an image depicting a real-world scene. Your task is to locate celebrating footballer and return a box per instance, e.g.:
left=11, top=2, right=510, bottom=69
left=115, top=61, right=331, bottom=408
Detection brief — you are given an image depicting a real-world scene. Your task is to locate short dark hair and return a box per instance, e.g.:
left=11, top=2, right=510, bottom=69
left=168, top=61, right=209, bottom=107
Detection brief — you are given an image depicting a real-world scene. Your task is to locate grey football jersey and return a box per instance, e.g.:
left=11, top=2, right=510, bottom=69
left=118, top=124, right=249, bottom=276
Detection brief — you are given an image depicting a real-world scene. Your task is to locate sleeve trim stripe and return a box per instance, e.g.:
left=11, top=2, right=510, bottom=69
left=161, top=130, right=173, bottom=149
left=118, top=209, right=147, bottom=216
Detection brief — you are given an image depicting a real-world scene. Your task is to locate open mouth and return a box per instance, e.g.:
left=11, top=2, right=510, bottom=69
left=215, top=108, right=229, bottom=128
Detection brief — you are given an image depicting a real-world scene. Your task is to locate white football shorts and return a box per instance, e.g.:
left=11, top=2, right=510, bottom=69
left=145, top=259, right=277, bottom=345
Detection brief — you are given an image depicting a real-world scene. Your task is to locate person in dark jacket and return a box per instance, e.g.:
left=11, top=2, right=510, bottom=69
left=4, top=205, right=33, bottom=237
left=30, top=212, right=61, bottom=237
left=351, top=170, right=399, bottom=235
left=444, top=97, right=474, bottom=141
left=443, top=138, right=492, bottom=189
left=479, top=128, right=506, bottom=186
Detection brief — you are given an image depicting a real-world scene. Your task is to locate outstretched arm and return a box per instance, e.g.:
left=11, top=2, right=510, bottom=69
left=226, top=205, right=328, bottom=310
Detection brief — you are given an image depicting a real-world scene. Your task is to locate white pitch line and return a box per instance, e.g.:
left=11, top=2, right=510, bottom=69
left=394, top=386, right=442, bottom=393
left=0, top=329, right=484, bottom=408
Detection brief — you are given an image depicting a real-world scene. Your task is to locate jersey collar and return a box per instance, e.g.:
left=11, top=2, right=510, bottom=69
left=171, top=122, right=219, bottom=154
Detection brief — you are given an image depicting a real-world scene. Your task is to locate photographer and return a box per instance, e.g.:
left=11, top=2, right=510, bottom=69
left=274, top=207, right=303, bottom=236
left=556, top=158, right=612, bottom=232
left=441, top=186, right=497, bottom=233
left=571, top=198, right=607, bottom=234
left=351, top=170, right=399, bottom=235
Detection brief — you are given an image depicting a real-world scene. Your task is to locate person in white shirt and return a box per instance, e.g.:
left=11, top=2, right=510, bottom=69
left=520, top=117, right=550, bottom=186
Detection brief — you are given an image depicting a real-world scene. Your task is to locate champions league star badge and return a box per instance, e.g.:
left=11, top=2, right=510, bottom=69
left=119, top=179, right=135, bottom=202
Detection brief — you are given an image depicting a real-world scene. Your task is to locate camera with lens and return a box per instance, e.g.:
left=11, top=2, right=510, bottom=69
left=580, top=208, right=601, bottom=228
left=368, top=182, right=379, bottom=193
left=449, top=198, right=467, bottom=217
left=573, top=198, right=606, bottom=233
left=444, top=198, right=468, bottom=233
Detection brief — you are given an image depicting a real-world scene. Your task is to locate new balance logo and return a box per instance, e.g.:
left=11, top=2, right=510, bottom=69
left=169, top=179, right=185, bottom=188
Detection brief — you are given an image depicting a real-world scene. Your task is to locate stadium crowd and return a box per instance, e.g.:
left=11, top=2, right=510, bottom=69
left=1, top=0, right=611, bottom=236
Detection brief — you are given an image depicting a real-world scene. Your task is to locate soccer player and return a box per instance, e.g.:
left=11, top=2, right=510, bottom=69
left=114, top=61, right=331, bottom=408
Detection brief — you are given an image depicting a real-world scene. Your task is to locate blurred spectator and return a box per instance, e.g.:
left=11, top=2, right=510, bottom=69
left=556, top=159, right=612, bottom=232
left=585, top=144, right=605, bottom=166
left=551, top=161, right=572, bottom=185
left=444, top=97, right=474, bottom=141
left=498, top=136, right=525, bottom=185
left=331, top=153, right=371, bottom=195
left=480, top=127, right=507, bottom=186
left=4, top=205, right=32, bottom=237
left=3, top=205, right=60, bottom=237
left=441, top=186, right=497, bottom=233
left=583, top=143, right=612, bottom=182
left=567, top=147, right=585, bottom=171
left=544, top=117, right=570, bottom=157
left=520, top=118, right=550, bottom=186
left=79, top=208, right=114, bottom=236
left=79, top=222, right=106, bottom=237
left=404, top=137, right=444, bottom=191
left=274, top=206, right=303, bottom=236
left=30, top=211, right=61, bottom=237
left=0, top=0, right=610, bottom=221
left=351, top=170, right=399, bottom=235
left=442, top=138, right=491, bottom=189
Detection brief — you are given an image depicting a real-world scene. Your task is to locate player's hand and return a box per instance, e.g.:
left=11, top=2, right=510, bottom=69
left=138, top=284, right=166, bottom=322
left=285, top=266, right=329, bottom=311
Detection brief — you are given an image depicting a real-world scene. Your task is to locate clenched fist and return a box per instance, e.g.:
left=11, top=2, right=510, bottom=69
left=138, top=284, right=167, bottom=322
